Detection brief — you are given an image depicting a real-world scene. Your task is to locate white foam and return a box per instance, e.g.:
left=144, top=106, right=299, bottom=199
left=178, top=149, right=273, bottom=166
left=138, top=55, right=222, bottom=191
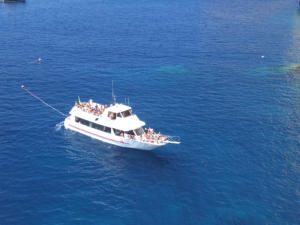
left=55, top=121, right=64, bottom=131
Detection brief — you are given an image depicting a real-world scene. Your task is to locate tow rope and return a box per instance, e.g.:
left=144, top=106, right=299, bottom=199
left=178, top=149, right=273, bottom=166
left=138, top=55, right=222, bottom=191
left=21, top=85, right=67, bottom=117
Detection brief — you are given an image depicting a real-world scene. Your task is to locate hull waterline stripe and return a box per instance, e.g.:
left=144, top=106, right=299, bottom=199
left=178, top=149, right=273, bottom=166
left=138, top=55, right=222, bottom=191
left=68, top=124, right=129, bottom=144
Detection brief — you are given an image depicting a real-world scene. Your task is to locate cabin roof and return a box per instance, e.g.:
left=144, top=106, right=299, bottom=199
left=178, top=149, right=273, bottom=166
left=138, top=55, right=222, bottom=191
left=107, top=104, right=131, bottom=113
left=111, top=116, right=145, bottom=131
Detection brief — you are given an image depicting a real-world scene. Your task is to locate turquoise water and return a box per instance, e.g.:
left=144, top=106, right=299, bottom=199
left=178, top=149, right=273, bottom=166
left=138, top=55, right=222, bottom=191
left=1, top=0, right=300, bottom=224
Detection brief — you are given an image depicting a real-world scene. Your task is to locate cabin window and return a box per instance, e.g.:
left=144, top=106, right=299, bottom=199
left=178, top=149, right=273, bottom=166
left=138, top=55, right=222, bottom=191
left=80, top=119, right=90, bottom=126
left=75, top=117, right=90, bottom=126
left=92, top=123, right=104, bottom=131
left=108, top=112, right=116, bottom=120
left=117, top=113, right=122, bottom=118
left=134, top=127, right=143, bottom=136
left=125, top=130, right=135, bottom=136
left=103, top=126, right=111, bottom=133
left=114, top=129, right=124, bottom=136
left=122, top=110, right=132, bottom=118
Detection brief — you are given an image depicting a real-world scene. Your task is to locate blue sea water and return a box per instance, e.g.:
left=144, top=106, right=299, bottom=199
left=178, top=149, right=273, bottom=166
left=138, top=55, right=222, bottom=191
left=1, top=0, right=300, bottom=224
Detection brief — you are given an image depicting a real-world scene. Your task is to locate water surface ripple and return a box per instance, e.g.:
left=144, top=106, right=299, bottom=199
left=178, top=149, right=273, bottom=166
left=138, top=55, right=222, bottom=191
left=0, top=0, right=300, bottom=224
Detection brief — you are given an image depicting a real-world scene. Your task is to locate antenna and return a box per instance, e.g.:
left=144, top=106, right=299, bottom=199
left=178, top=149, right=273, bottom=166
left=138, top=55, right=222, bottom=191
left=112, top=80, right=116, bottom=105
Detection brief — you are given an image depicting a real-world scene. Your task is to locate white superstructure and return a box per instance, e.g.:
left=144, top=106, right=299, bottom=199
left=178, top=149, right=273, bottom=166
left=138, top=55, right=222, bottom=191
left=64, top=99, right=180, bottom=150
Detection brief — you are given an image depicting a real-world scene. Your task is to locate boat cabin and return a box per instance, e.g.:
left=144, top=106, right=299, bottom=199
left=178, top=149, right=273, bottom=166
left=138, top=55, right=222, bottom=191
left=107, top=104, right=133, bottom=120
left=72, top=103, right=145, bottom=139
left=74, top=115, right=144, bottom=138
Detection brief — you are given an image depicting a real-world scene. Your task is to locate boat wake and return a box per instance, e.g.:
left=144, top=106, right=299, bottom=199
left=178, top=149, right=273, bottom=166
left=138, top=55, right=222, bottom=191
left=165, top=135, right=181, bottom=144
left=55, top=121, right=64, bottom=131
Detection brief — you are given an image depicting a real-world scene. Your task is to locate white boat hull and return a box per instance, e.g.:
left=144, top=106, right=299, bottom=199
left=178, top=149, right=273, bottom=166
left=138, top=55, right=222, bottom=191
left=64, top=116, right=165, bottom=150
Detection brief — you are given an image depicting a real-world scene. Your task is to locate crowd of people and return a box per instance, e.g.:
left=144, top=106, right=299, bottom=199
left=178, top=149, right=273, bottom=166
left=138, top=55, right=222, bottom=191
left=117, top=127, right=167, bottom=144
left=141, top=128, right=167, bottom=144
left=75, top=101, right=108, bottom=116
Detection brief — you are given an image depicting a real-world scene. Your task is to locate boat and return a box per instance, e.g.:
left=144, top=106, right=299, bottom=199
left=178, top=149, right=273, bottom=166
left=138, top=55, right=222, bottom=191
left=2, top=0, right=25, bottom=2
left=64, top=99, right=180, bottom=150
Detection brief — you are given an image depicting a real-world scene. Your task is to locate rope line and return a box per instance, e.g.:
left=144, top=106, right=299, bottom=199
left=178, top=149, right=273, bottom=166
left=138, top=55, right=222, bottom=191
left=21, top=85, right=68, bottom=117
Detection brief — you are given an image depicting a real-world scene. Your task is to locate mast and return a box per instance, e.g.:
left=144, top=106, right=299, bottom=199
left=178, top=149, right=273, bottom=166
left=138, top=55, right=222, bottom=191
left=112, top=80, right=116, bottom=105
